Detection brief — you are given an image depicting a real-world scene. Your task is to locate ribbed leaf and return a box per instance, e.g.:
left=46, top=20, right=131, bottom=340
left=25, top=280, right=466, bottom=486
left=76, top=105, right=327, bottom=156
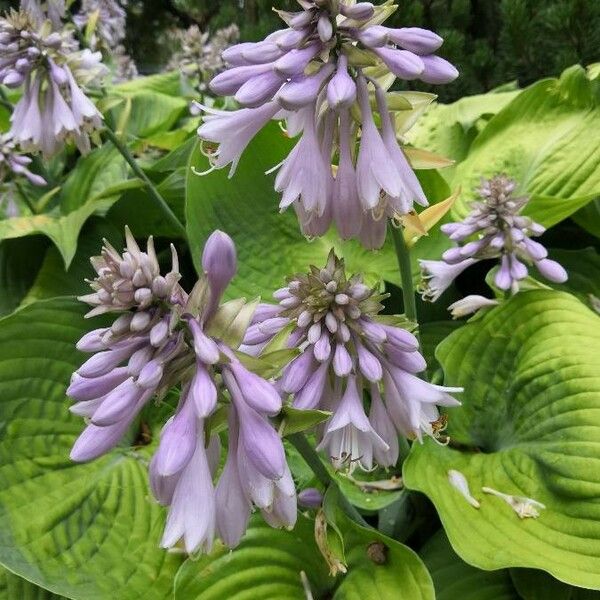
left=450, top=66, right=600, bottom=226
left=420, top=530, right=519, bottom=600
left=0, top=298, right=183, bottom=599
left=173, top=515, right=334, bottom=600
left=404, top=290, right=600, bottom=589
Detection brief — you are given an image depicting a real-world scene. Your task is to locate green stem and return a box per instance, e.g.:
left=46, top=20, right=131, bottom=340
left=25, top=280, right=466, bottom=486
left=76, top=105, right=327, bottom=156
left=103, top=125, right=187, bottom=239
left=389, top=224, right=418, bottom=326
left=288, top=432, right=370, bottom=528
left=0, top=87, right=12, bottom=112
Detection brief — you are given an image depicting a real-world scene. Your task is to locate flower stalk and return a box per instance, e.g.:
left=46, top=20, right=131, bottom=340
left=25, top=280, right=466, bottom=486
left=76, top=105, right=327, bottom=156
left=103, top=125, right=187, bottom=240
left=389, top=223, right=419, bottom=328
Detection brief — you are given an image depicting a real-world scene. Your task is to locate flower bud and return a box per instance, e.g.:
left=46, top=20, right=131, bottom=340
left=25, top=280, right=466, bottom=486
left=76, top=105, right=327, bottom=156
left=327, top=55, right=356, bottom=110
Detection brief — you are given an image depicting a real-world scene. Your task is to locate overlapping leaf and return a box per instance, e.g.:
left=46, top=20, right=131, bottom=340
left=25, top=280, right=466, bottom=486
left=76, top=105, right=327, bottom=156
left=404, top=290, right=600, bottom=589
left=449, top=66, right=600, bottom=226
left=0, top=298, right=184, bottom=599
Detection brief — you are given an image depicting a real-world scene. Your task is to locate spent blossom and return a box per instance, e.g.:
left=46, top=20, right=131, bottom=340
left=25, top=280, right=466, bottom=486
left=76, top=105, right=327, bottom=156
left=419, top=175, right=568, bottom=301
left=0, top=6, right=107, bottom=156
left=68, top=228, right=296, bottom=554
left=196, top=0, right=458, bottom=248
left=242, top=251, right=462, bottom=472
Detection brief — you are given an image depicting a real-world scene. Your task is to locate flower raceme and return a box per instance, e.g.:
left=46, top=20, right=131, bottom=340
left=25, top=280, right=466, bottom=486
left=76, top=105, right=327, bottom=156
left=242, top=251, right=462, bottom=472
left=419, top=175, right=568, bottom=303
left=196, top=0, right=458, bottom=249
left=0, top=4, right=106, bottom=156
left=68, top=229, right=296, bottom=554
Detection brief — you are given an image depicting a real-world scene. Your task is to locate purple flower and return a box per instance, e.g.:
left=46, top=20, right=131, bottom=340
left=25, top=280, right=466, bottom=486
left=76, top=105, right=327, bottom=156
left=69, top=228, right=297, bottom=555
left=243, top=251, right=462, bottom=471
left=0, top=7, right=107, bottom=156
left=420, top=175, right=568, bottom=301
left=196, top=0, right=458, bottom=248
left=0, top=133, right=46, bottom=186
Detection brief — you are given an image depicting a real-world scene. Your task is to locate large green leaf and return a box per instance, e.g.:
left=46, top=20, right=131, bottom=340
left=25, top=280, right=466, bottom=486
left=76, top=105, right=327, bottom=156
left=407, top=89, right=521, bottom=170
left=0, top=298, right=184, bottom=599
left=510, top=568, right=600, bottom=600
left=404, top=290, right=600, bottom=589
left=450, top=65, right=600, bottom=226
left=332, top=519, right=434, bottom=599
left=22, top=219, right=123, bottom=305
left=0, top=236, right=48, bottom=316
left=60, top=144, right=128, bottom=213
left=420, top=530, right=519, bottom=600
left=0, top=565, right=66, bottom=600
left=185, top=124, right=450, bottom=299
left=548, top=247, right=600, bottom=311
left=0, top=194, right=119, bottom=267
left=173, top=515, right=334, bottom=600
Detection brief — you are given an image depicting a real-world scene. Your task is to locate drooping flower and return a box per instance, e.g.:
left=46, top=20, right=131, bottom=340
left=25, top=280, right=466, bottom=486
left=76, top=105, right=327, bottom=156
left=0, top=132, right=46, bottom=186
left=69, top=228, right=296, bottom=554
left=447, top=295, right=498, bottom=319
left=243, top=250, right=462, bottom=472
left=419, top=175, right=568, bottom=300
left=0, top=6, right=107, bottom=156
left=196, top=0, right=458, bottom=248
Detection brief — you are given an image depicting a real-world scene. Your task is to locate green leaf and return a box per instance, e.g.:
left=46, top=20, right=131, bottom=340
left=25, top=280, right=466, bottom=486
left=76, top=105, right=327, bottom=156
left=207, top=297, right=260, bottom=348
left=22, top=219, right=123, bottom=305
left=111, top=71, right=184, bottom=97
left=277, top=406, right=332, bottom=437
left=451, top=65, right=600, bottom=227
left=0, top=194, right=119, bottom=267
left=0, top=565, right=67, bottom=600
left=332, top=518, right=435, bottom=599
left=403, top=290, right=600, bottom=589
left=0, top=298, right=184, bottom=599
left=173, top=515, right=335, bottom=600
left=0, top=236, right=48, bottom=316
left=547, top=247, right=600, bottom=312
left=420, top=530, right=520, bottom=600
left=572, top=199, right=600, bottom=239
left=407, top=89, right=521, bottom=171
left=509, top=568, right=598, bottom=600
left=60, top=144, right=128, bottom=213
left=334, top=469, right=404, bottom=512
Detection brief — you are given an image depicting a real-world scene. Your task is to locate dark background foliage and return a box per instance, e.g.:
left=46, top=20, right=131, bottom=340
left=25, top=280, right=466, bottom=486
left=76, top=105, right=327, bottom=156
left=126, top=0, right=600, bottom=101
left=2, top=0, right=598, bottom=100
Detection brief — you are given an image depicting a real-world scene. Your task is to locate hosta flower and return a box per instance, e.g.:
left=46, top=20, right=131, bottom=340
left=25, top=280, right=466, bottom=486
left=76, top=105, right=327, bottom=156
left=419, top=175, right=568, bottom=300
left=0, top=132, right=46, bottom=185
left=73, top=0, right=138, bottom=81
left=169, top=24, right=239, bottom=89
left=197, top=0, right=457, bottom=248
left=69, top=229, right=296, bottom=554
left=74, top=0, right=127, bottom=51
left=243, top=251, right=462, bottom=472
left=0, top=6, right=107, bottom=156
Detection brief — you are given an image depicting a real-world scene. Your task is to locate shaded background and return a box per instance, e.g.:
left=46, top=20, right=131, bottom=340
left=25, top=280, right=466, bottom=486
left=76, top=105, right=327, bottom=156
left=2, top=0, right=598, bottom=100
left=126, top=0, right=600, bottom=101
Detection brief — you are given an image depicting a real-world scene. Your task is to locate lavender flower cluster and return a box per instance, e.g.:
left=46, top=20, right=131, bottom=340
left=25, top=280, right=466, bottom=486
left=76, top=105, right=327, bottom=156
left=419, top=175, right=568, bottom=304
left=68, top=230, right=296, bottom=553
left=0, top=3, right=106, bottom=156
left=0, top=131, right=46, bottom=186
left=242, top=251, right=461, bottom=472
left=74, top=0, right=138, bottom=82
left=196, top=0, right=458, bottom=248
